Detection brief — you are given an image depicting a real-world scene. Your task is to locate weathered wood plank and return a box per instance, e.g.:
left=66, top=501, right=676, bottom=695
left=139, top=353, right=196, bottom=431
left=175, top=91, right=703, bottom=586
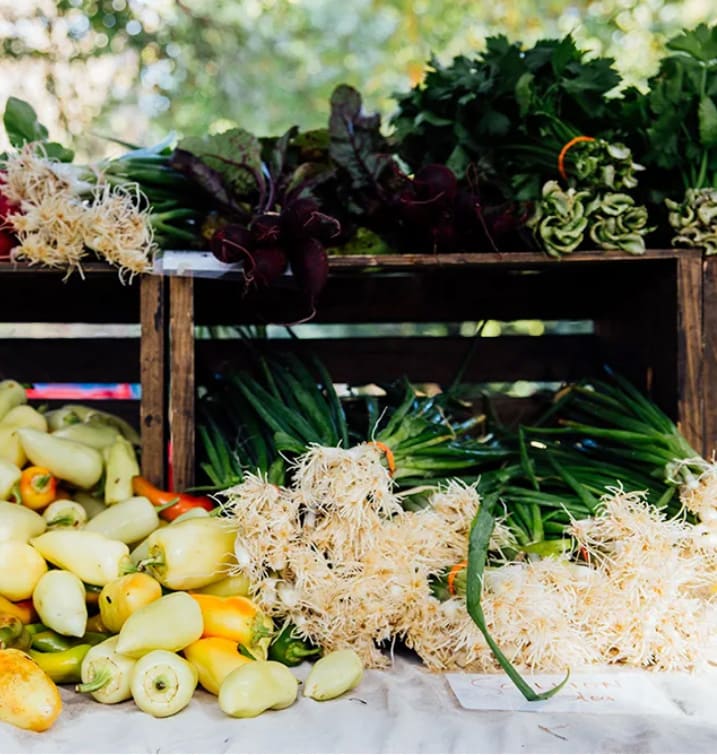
left=676, top=253, right=704, bottom=453
left=703, top=257, right=717, bottom=456
left=140, top=275, right=167, bottom=486
left=169, top=276, right=195, bottom=491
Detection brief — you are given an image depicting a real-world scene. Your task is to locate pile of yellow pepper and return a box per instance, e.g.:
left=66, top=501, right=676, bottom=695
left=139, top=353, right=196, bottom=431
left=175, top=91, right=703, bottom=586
left=0, top=380, right=364, bottom=732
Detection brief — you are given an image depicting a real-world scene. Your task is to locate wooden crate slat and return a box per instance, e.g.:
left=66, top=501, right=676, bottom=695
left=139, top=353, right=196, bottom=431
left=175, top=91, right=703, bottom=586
left=676, top=253, right=704, bottom=452
left=0, top=339, right=139, bottom=382
left=703, top=257, right=717, bottom=456
left=140, top=275, right=167, bottom=486
left=196, top=334, right=602, bottom=386
left=169, top=277, right=196, bottom=492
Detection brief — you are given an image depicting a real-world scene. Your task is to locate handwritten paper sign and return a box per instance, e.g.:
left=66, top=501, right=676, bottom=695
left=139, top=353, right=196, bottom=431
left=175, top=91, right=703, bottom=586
left=445, top=671, right=683, bottom=715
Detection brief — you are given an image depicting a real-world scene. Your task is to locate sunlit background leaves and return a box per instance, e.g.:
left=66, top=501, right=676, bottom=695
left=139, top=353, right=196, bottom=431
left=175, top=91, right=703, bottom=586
left=0, top=0, right=714, bottom=156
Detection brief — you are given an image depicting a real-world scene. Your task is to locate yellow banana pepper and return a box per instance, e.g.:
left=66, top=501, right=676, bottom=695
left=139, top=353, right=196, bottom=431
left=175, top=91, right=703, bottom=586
left=30, top=529, right=130, bottom=586
left=115, top=591, right=204, bottom=658
left=98, top=573, right=162, bottom=633
left=138, top=518, right=237, bottom=590
left=182, top=636, right=252, bottom=695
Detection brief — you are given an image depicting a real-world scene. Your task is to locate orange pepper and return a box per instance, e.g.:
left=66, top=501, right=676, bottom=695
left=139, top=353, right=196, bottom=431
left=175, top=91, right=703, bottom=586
left=188, top=593, right=273, bottom=656
left=182, top=637, right=253, bottom=695
left=131, top=475, right=215, bottom=522
left=0, top=595, right=37, bottom=624
left=19, top=466, right=57, bottom=511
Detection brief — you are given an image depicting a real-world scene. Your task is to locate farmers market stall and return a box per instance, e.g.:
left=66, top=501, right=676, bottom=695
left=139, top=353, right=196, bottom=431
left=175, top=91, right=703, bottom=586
left=4, top=22, right=717, bottom=755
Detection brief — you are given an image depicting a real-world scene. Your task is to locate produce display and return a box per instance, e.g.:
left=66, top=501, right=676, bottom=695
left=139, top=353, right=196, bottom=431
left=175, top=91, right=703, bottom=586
left=1, top=19, right=717, bottom=740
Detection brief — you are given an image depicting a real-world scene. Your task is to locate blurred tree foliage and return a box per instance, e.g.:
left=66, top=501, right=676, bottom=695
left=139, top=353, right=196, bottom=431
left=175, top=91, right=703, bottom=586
left=0, top=0, right=713, bottom=156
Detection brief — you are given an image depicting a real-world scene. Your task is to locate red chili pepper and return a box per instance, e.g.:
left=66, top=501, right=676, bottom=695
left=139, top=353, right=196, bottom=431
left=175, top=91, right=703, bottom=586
left=131, top=475, right=215, bottom=522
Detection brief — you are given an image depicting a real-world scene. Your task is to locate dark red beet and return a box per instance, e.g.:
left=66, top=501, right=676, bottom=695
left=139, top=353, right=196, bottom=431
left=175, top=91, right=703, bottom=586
left=289, top=237, right=328, bottom=303
left=398, top=188, right=441, bottom=226
left=281, top=198, right=320, bottom=240
left=281, top=198, right=341, bottom=243
left=251, top=245, right=289, bottom=287
left=250, top=213, right=282, bottom=246
left=413, top=164, right=458, bottom=204
left=210, top=224, right=253, bottom=264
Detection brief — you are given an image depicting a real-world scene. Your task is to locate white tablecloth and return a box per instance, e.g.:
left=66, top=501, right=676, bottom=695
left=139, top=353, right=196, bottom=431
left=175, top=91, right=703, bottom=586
left=3, top=652, right=717, bottom=753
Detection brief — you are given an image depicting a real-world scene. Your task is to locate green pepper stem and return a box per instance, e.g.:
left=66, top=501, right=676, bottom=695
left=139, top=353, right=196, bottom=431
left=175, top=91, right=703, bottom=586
left=76, top=668, right=112, bottom=694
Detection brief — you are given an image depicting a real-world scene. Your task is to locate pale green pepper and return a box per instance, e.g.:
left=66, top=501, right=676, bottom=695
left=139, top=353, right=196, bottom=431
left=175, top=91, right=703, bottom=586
left=103, top=437, right=140, bottom=505
left=85, top=496, right=159, bottom=544
left=303, top=649, right=364, bottom=701
left=0, top=500, right=46, bottom=543
left=76, top=636, right=136, bottom=704
left=0, top=426, right=26, bottom=467
left=52, top=422, right=120, bottom=450
left=32, top=569, right=87, bottom=638
left=130, top=649, right=197, bottom=718
left=0, top=381, right=27, bottom=423
left=138, top=518, right=237, bottom=590
left=0, top=540, right=47, bottom=601
left=30, top=530, right=130, bottom=586
left=0, top=459, right=21, bottom=501
left=218, top=660, right=298, bottom=718
left=73, top=492, right=108, bottom=520
left=42, top=499, right=87, bottom=529
left=17, top=428, right=104, bottom=490
left=115, top=591, right=204, bottom=658
left=0, top=405, right=48, bottom=433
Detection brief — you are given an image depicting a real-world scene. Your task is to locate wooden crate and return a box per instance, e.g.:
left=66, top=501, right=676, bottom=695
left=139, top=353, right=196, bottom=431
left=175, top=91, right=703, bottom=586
left=163, top=249, right=705, bottom=491
left=0, top=262, right=166, bottom=485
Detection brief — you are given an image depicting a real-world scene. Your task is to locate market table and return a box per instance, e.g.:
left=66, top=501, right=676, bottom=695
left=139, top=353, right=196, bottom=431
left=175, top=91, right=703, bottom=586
left=3, top=652, right=717, bottom=753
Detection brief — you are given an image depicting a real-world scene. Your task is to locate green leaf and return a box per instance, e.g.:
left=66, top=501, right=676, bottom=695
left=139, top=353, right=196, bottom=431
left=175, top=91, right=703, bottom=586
left=699, top=96, right=717, bottom=147
left=177, top=127, right=262, bottom=197
left=328, top=84, right=394, bottom=191
left=465, top=495, right=570, bottom=702
left=3, top=97, right=48, bottom=147
left=667, top=24, right=717, bottom=64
